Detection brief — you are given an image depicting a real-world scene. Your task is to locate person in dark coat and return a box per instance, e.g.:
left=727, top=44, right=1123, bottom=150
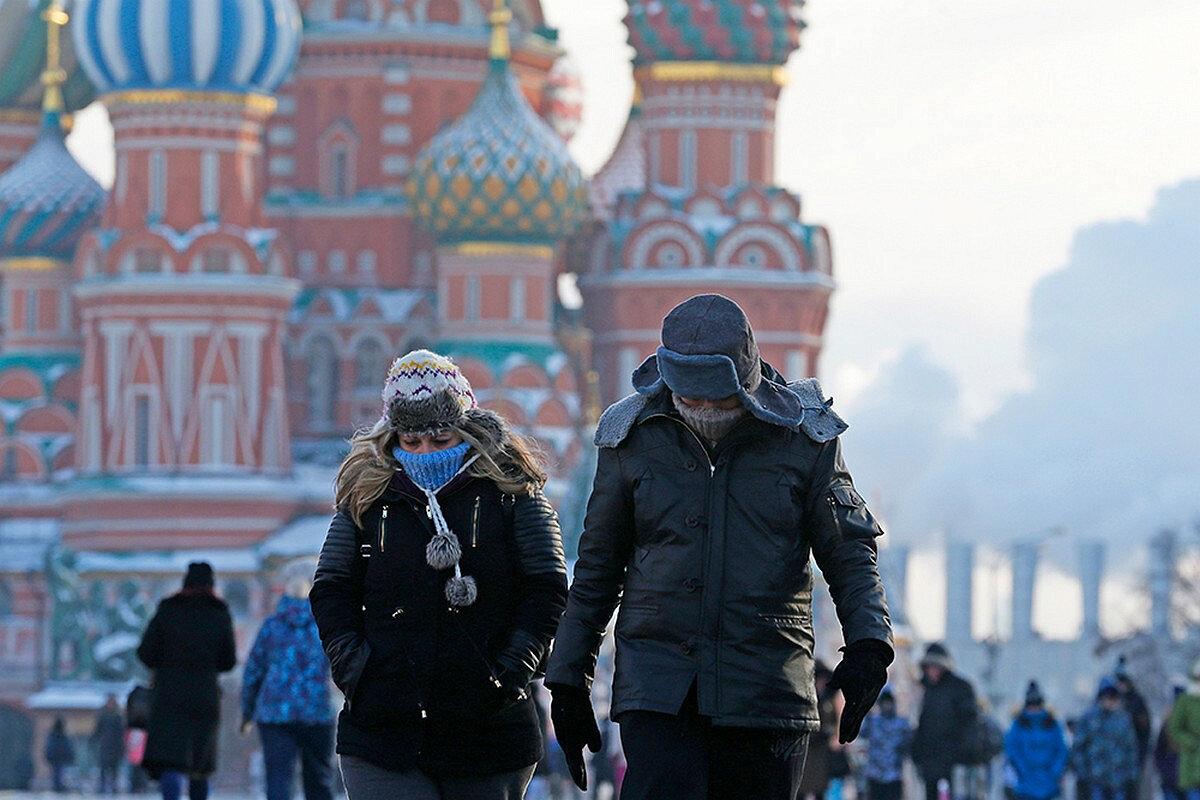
left=241, top=560, right=335, bottom=800
left=44, top=717, right=74, bottom=793
left=92, top=694, right=126, bottom=794
left=1113, top=658, right=1152, bottom=778
left=1003, top=682, right=1068, bottom=800
left=912, top=643, right=979, bottom=800
left=545, top=294, right=894, bottom=800
left=309, top=350, right=568, bottom=800
left=1154, top=687, right=1185, bottom=800
left=136, top=561, right=237, bottom=800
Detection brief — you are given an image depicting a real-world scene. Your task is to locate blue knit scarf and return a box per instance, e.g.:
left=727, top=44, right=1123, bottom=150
left=392, top=442, right=471, bottom=491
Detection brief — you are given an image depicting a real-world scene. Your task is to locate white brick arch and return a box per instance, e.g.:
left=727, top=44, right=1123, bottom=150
left=623, top=221, right=707, bottom=271
left=713, top=223, right=805, bottom=272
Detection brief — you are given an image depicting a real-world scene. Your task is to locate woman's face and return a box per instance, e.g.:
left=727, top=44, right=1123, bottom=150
left=396, top=430, right=464, bottom=455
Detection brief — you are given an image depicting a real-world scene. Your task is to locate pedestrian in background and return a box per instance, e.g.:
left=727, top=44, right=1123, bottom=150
left=1070, top=677, right=1139, bottom=800
left=242, top=559, right=335, bottom=800
left=137, top=561, right=238, bottom=800
left=44, top=717, right=75, bottom=793
left=1003, top=681, right=1068, bottom=800
left=92, top=694, right=126, bottom=794
left=913, top=643, right=979, bottom=800
left=1154, top=687, right=1185, bottom=800
left=799, top=662, right=837, bottom=800
left=1167, top=661, right=1200, bottom=800
left=858, top=687, right=912, bottom=800
left=310, top=350, right=568, bottom=800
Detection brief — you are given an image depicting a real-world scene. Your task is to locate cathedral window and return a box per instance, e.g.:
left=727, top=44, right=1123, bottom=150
left=306, top=336, right=340, bottom=430
left=200, top=249, right=232, bottom=274
left=201, top=150, right=219, bottom=220
left=465, top=276, right=481, bottom=321
left=679, top=130, right=697, bottom=191
left=510, top=277, right=526, bottom=322
left=133, top=248, right=162, bottom=274
left=133, top=395, right=152, bottom=469
left=354, top=338, right=387, bottom=393
left=149, top=149, right=167, bottom=221
left=24, top=290, right=37, bottom=334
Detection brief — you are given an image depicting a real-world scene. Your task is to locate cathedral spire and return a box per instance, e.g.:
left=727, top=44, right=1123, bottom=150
left=40, top=0, right=68, bottom=117
left=489, top=0, right=512, bottom=65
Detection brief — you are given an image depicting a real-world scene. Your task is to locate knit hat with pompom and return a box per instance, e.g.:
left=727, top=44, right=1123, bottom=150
left=381, top=350, right=477, bottom=435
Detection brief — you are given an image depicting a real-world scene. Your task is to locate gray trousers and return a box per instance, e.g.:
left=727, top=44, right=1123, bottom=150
left=339, top=756, right=535, bottom=800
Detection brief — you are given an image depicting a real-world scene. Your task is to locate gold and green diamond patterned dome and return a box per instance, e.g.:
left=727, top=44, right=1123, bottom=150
left=406, top=3, right=587, bottom=246
left=0, top=0, right=93, bottom=113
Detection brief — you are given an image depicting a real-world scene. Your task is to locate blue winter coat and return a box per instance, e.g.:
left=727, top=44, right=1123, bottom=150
left=1070, top=705, right=1139, bottom=789
left=1005, top=709, right=1068, bottom=800
left=241, top=596, right=334, bottom=725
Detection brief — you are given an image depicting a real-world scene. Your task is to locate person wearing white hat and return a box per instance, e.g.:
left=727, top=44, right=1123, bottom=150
left=310, top=350, right=568, bottom=799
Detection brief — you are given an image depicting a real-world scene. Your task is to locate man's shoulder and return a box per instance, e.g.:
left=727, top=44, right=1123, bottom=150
left=595, top=392, right=651, bottom=449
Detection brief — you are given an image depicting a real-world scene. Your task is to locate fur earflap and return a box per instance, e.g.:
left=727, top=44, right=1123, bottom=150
left=445, top=575, right=478, bottom=607
left=426, top=532, right=463, bottom=571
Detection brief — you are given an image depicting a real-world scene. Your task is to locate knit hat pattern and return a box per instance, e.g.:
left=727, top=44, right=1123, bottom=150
left=381, top=350, right=478, bottom=435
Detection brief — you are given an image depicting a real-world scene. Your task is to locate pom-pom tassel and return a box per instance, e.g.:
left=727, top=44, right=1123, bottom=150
left=426, top=532, right=462, bottom=571
left=445, top=575, right=478, bottom=607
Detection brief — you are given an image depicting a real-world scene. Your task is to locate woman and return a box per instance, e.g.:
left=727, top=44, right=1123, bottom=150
left=44, top=717, right=74, bottom=792
left=242, top=560, right=335, bottom=800
left=310, top=349, right=568, bottom=799
left=1004, top=681, right=1068, bottom=800
left=137, top=562, right=237, bottom=800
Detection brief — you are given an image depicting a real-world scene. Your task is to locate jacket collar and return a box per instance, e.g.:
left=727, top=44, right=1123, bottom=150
left=381, top=469, right=478, bottom=503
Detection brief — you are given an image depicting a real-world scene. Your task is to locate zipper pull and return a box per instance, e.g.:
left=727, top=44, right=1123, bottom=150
left=426, top=504, right=433, bottom=519
left=379, top=505, right=388, bottom=553
left=491, top=676, right=503, bottom=689
left=471, top=496, right=481, bottom=548
left=419, top=706, right=428, bottom=720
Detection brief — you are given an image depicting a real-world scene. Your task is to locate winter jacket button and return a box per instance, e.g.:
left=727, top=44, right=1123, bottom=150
left=684, top=460, right=697, bottom=472
left=684, top=577, right=701, bottom=593
left=686, top=515, right=700, bottom=528
left=680, top=640, right=694, bottom=655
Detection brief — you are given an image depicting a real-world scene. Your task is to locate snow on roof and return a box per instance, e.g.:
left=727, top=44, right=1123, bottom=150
left=259, top=515, right=330, bottom=559
left=27, top=680, right=136, bottom=711
left=77, top=549, right=260, bottom=575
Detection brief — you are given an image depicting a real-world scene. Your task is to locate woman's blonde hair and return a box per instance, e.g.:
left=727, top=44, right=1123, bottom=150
left=334, top=408, right=547, bottom=527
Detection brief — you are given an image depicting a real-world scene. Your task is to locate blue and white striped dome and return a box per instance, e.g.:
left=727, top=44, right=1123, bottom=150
left=71, top=0, right=302, bottom=96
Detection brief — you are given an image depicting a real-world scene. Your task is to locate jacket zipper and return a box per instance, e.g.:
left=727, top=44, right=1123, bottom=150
left=379, top=505, right=388, bottom=553
left=449, top=608, right=504, bottom=690
left=471, top=496, right=480, bottom=548
left=827, top=494, right=841, bottom=539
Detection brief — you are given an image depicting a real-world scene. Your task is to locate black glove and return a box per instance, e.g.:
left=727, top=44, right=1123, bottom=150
left=547, top=683, right=601, bottom=791
left=828, top=638, right=893, bottom=744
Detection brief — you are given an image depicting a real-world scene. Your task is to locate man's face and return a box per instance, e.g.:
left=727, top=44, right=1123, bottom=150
left=1100, top=693, right=1122, bottom=711
left=923, top=664, right=945, bottom=684
left=675, top=394, right=741, bottom=411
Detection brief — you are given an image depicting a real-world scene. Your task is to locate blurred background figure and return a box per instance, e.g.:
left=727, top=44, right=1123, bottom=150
left=43, top=716, right=74, bottom=793
left=1167, top=662, right=1200, bottom=800
left=91, top=694, right=125, bottom=794
left=136, top=562, right=238, bottom=800
left=1070, top=677, right=1139, bottom=800
left=913, top=643, right=979, bottom=800
left=858, top=687, right=912, bottom=800
left=1155, top=686, right=1186, bottom=800
left=1003, top=681, right=1068, bottom=800
left=241, top=559, right=335, bottom=800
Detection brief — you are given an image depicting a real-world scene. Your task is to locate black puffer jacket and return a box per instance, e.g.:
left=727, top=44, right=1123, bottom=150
left=546, top=389, right=892, bottom=730
left=310, top=470, right=567, bottom=777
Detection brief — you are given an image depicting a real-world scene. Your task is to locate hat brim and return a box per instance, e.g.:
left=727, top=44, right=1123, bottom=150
left=633, top=351, right=808, bottom=429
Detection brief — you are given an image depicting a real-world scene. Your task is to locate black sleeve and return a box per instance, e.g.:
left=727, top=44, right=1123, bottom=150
left=804, top=437, right=893, bottom=649
left=544, top=447, right=636, bottom=691
left=216, top=604, right=238, bottom=672
left=494, top=490, right=569, bottom=683
left=136, top=607, right=165, bottom=670
left=309, top=510, right=371, bottom=699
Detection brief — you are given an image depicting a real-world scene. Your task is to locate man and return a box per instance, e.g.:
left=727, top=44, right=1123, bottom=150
left=545, top=294, right=893, bottom=800
left=1003, top=681, right=1068, bottom=800
left=911, top=643, right=978, bottom=800
left=91, top=694, right=125, bottom=795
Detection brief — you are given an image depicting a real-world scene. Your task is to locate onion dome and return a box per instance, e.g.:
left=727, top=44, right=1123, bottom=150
left=407, top=1, right=587, bottom=245
left=71, top=0, right=302, bottom=96
left=543, top=55, right=584, bottom=143
left=625, top=0, right=805, bottom=66
left=0, top=0, right=94, bottom=112
left=0, top=110, right=104, bottom=260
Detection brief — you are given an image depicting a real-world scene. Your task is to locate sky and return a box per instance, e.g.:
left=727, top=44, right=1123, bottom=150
left=66, top=0, right=1200, bottom=639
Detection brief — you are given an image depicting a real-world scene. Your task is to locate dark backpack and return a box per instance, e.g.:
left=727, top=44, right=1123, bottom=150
left=962, top=713, right=1004, bottom=765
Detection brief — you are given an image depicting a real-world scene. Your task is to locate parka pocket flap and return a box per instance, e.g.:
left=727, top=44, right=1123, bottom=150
left=757, top=612, right=809, bottom=629
left=831, top=484, right=865, bottom=508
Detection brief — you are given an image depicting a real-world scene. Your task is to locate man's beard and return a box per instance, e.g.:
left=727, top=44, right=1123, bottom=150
left=672, top=395, right=747, bottom=444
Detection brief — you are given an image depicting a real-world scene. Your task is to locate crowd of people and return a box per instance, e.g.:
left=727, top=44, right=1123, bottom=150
left=30, top=298, right=1200, bottom=800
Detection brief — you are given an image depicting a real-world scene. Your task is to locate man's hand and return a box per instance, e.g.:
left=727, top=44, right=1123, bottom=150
left=547, top=683, right=601, bottom=791
left=828, top=638, right=893, bottom=743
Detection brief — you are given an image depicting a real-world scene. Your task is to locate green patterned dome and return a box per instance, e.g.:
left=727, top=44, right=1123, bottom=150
left=625, top=0, right=805, bottom=66
left=0, top=0, right=94, bottom=112
left=407, top=42, right=588, bottom=245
